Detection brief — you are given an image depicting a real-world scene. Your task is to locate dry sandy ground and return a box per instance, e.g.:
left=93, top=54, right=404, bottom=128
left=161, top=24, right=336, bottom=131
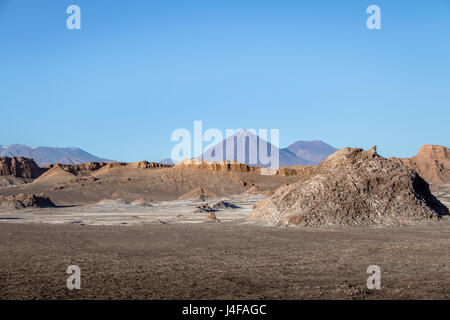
left=1, top=191, right=449, bottom=300
left=433, top=183, right=450, bottom=209
left=0, top=216, right=449, bottom=300
left=0, top=195, right=262, bottom=226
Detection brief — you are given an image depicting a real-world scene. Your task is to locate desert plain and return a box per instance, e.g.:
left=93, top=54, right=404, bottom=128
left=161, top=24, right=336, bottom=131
left=0, top=145, right=449, bottom=299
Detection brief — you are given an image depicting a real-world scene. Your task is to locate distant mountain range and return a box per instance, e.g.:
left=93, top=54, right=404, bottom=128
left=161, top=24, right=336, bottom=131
left=3, top=134, right=338, bottom=168
left=285, top=140, right=338, bottom=164
left=197, top=130, right=337, bottom=167
left=0, top=144, right=112, bottom=166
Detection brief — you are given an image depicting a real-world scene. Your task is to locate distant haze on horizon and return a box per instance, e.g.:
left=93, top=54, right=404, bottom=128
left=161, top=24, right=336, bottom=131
left=0, top=1, right=449, bottom=162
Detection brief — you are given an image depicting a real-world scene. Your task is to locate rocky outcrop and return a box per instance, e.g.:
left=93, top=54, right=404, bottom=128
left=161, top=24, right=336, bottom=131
left=94, top=161, right=172, bottom=175
left=175, top=159, right=317, bottom=177
left=131, top=161, right=173, bottom=169
left=44, top=162, right=107, bottom=173
left=0, top=193, right=55, bottom=209
left=0, top=157, right=44, bottom=179
left=175, top=159, right=260, bottom=173
left=390, top=145, right=450, bottom=185
left=193, top=204, right=215, bottom=213
left=130, top=198, right=153, bottom=207
left=250, top=147, right=448, bottom=227
left=179, top=187, right=217, bottom=201
left=211, top=201, right=240, bottom=210
left=44, top=161, right=171, bottom=173
left=276, top=166, right=317, bottom=177
left=204, top=212, right=220, bottom=223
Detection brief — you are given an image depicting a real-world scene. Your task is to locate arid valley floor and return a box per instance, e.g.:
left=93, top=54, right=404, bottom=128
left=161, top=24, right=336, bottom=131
left=1, top=221, right=449, bottom=299
left=0, top=145, right=449, bottom=299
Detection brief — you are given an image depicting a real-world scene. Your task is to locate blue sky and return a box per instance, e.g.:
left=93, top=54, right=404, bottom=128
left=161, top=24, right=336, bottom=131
left=0, top=0, right=449, bottom=162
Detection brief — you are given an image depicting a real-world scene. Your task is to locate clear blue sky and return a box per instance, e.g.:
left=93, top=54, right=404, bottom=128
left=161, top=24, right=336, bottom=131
left=0, top=0, right=449, bottom=162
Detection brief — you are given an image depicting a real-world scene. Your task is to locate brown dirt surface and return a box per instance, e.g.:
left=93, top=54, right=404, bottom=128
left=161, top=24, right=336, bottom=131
left=245, top=185, right=261, bottom=194
left=0, top=222, right=449, bottom=299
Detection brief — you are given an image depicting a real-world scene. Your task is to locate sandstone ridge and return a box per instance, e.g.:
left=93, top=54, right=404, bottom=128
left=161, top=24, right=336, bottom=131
left=390, top=145, right=450, bottom=185
left=0, top=157, right=44, bottom=179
